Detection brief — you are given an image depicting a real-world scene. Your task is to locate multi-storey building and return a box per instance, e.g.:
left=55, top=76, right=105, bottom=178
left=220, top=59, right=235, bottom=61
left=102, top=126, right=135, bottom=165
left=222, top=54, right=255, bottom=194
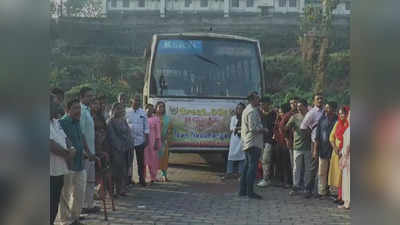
left=104, top=0, right=351, bottom=17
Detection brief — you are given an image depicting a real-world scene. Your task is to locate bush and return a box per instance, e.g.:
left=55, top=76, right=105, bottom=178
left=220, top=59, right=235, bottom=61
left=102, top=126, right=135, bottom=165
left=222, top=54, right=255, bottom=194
left=51, top=52, right=146, bottom=104
left=64, top=77, right=132, bottom=104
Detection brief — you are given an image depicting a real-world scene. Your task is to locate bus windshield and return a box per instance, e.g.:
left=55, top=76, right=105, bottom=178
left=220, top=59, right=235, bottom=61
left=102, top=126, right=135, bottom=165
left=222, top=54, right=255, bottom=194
left=150, top=38, right=262, bottom=98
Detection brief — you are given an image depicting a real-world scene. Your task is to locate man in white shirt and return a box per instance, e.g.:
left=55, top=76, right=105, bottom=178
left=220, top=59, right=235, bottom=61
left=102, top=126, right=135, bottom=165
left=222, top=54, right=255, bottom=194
left=239, top=92, right=267, bottom=200
left=126, top=94, right=149, bottom=186
left=49, top=94, right=76, bottom=225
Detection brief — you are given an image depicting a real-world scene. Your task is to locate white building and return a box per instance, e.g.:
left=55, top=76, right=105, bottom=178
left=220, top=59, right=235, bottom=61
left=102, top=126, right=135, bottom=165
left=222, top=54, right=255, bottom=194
left=104, top=0, right=351, bottom=17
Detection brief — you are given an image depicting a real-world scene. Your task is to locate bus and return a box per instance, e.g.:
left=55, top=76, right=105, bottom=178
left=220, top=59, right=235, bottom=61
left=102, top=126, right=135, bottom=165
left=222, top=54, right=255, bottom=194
left=143, top=33, right=264, bottom=153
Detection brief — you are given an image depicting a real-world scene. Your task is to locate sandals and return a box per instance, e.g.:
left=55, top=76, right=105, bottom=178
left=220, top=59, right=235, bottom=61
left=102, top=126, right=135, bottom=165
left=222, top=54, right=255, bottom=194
left=337, top=204, right=350, bottom=210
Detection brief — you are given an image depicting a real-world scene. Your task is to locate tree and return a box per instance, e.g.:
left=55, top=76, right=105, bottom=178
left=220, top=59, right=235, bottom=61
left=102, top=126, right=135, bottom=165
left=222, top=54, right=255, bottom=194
left=299, top=0, right=340, bottom=94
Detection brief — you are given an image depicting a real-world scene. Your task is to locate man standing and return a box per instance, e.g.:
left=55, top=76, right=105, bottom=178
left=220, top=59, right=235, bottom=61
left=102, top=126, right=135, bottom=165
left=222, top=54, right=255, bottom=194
left=118, top=92, right=129, bottom=109
left=239, top=92, right=266, bottom=199
left=51, top=88, right=66, bottom=118
left=50, top=94, right=75, bottom=225
left=300, top=93, right=324, bottom=198
left=286, top=99, right=311, bottom=196
left=79, top=87, right=99, bottom=214
left=256, top=97, right=277, bottom=188
left=58, top=99, right=96, bottom=225
left=126, top=94, right=149, bottom=186
left=314, top=101, right=338, bottom=198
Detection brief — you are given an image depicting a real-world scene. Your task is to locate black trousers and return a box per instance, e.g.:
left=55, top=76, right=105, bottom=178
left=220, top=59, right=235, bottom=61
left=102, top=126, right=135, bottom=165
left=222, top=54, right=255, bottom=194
left=50, top=175, right=64, bottom=225
left=135, top=143, right=146, bottom=183
left=127, top=148, right=134, bottom=182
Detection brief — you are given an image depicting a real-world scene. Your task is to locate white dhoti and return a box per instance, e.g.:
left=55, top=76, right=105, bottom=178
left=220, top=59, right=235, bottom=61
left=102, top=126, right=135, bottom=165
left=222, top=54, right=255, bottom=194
left=56, top=170, right=87, bottom=225
left=83, top=160, right=95, bottom=209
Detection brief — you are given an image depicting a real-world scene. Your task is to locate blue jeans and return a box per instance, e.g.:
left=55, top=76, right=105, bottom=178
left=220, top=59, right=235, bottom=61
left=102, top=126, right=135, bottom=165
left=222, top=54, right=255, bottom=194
left=239, top=147, right=261, bottom=196
left=226, top=160, right=245, bottom=175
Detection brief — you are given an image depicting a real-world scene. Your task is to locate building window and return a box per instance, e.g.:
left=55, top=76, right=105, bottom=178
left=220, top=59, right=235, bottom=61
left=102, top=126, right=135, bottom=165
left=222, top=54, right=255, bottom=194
left=138, top=0, right=145, bottom=7
left=289, top=0, right=297, bottom=7
left=232, top=0, right=239, bottom=8
left=345, top=1, right=351, bottom=10
left=200, top=0, right=208, bottom=7
left=185, top=0, right=192, bottom=7
left=279, top=0, right=286, bottom=7
left=111, top=0, right=117, bottom=8
left=123, top=0, right=129, bottom=8
left=246, top=0, right=254, bottom=7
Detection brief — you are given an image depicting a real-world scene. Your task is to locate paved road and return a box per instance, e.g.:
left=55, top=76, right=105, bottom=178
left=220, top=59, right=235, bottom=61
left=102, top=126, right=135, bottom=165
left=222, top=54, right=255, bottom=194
left=83, top=153, right=351, bottom=225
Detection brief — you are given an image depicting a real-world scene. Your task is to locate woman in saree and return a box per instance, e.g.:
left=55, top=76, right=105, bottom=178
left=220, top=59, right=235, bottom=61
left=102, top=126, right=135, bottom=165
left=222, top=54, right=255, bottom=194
left=328, top=106, right=350, bottom=204
left=156, top=101, right=173, bottom=182
left=107, top=102, right=134, bottom=196
left=90, top=98, right=112, bottom=185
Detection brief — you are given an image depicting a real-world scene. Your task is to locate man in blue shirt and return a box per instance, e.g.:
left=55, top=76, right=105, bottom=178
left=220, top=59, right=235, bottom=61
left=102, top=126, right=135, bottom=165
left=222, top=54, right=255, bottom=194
left=79, top=87, right=99, bottom=214
left=314, top=101, right=337, bottom=198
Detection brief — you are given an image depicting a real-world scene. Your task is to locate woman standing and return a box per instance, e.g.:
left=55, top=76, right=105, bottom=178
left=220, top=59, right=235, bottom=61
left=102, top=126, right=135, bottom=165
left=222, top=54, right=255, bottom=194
left=223, top=103, right=246, bottom=179
left=273, top=103, right=291, bottom=186
left=338, top=111, right=350, bottom=209
left=144, top=104, right=161, bottom=184
left=107, top=103, right=134, bottom=196
left=329, top=106, right=350, bottom=204
left=90, top=97, right=112, bottom=185
left=156, top=101, right=173, bottom=182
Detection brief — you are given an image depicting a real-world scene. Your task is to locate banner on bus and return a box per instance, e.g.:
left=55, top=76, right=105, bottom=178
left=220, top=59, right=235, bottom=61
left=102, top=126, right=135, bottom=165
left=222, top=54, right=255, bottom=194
left=165, top=100, right=237, bottom=148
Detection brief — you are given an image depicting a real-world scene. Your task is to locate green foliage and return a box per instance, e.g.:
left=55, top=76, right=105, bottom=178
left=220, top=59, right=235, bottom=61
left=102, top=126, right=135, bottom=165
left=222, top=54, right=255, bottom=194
left=50, top=51, right=146, bottom=104
left=64, top=77, right=132, bottom=104
left=263, top=50, right=350, bottom=106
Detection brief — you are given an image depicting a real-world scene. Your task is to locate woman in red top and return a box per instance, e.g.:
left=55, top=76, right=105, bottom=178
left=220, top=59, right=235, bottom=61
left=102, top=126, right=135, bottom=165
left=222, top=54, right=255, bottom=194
left=273, top=103, right=292, bottom=188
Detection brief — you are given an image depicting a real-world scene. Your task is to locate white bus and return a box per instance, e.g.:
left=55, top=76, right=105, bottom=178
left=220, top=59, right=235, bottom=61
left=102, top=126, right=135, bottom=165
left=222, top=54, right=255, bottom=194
left=143, top=33, right=265, bottom=152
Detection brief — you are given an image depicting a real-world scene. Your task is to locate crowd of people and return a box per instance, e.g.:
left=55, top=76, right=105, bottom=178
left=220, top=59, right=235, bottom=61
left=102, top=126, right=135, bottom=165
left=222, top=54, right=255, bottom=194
left=225, top=92, right=350, bottom=209
left=50, top=88, right=172, bottom=225
left=50, top=87, right=350, bottom=225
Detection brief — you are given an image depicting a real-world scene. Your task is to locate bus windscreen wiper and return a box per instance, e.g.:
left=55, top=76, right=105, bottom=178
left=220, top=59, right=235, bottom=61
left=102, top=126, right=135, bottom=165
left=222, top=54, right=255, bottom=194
left=178, top=36, right=219, bottom=67
left=194, top=54, right=219, bottom=67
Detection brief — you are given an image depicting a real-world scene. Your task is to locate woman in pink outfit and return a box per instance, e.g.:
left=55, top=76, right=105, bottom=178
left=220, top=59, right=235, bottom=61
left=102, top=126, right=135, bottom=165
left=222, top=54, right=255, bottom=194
left=144, top=104, right=161, bottom=183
